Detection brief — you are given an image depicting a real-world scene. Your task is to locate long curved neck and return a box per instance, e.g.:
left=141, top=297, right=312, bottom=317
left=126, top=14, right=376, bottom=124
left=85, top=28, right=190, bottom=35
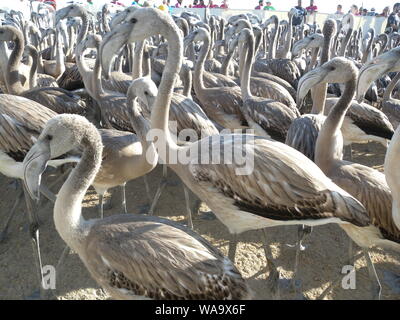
left=181, top=66, right=192, bottom=97
left=307, top=47, right=320, bottom=72
left=76, top=45, right=95, bottom=96
left=217, top=19, right=225, bottom=55
left=67, top=25, right=76, bottom=60
left=315, top=75, right=356, bottom=173
left=339, top=27, right=353, bottom=57
left=127, top=91, right=154, bottom=152
left=268, top=17, right=278, bottom=59
left=132, top=41, right=145, bottom=80
left=0, top=41, right=10, bottom=71
left=254, top=31, right=262, bottom=58
left=26, top=45, right=38, bottom=89
left=92, top=42, right=104, bottom=100
left=54, top=132, right=103, bottom=254
left=55, top=33, right=65, bottom=77
left=281, top=15, right=293, bottom=58
left=76, top=12, right=89, bottom=50
left=220, top=47, right=234, bottom=76
left=361, top=30, right=375, bottom=64
left=102, top=9, right=111, bottom=34
left=7, top=30, right=25, bottom=95
left=207, top=26, right=214, bottom=60
left=193, top=33, right=210, bottom=92
left=142, top=44, right=151, bottom=78
left=384, top=127, right=400, bottom=230
left=311, top=31, right=333, bottom=114
left=150, top=23, right=183, bottom=162
left=240, top=32, right=254, bottom=100
left=383, top=72, right=400, bottom=102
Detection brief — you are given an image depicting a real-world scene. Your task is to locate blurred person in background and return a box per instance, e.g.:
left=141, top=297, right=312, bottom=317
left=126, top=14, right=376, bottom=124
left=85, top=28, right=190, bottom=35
left=293, top=0, right=307, bottom=26
left=367, top=8, right=377, bottom=16
left=305, top=0, right=317, bottom=13
left=335, top=4, right=343, bottom=15
left=193, top=0, right=206, bottom=7
left=208, top=0, right=218, bottom=8
left=379, top=6, right=390, bottom=17
left=386, top=3, right=400, bottom=32
left=350, top=4, right=359, bottom=15
left=361, top=8, right=368, bottom=16
left=220, top=0, right=228, bottom=8
left=255, top=0, right=263, bottom=9
left=173, top=0, right=182, bottom=7
left=264, top=1, right=275, bottom=10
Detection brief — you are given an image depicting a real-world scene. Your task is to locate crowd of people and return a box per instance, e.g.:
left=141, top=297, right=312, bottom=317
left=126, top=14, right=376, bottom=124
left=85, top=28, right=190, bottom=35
left=250, top=1, right=400, bottom=31
left=138, top=0, right=230, bottom=9
left=73, top=0, right=400, bottom=32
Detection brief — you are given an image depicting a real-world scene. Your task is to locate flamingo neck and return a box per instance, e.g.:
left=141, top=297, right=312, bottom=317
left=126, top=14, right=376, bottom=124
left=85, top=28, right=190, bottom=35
left=54, top=131, right=103, bottom=254
left=221, top=47, right=234, bottom=76
left=132, top=41, right=145, bottom=80
left=311, top=30, right=333, bottom=115
left=92, top=41, right=105, bottom=100
left=150, top=23, right=183, bottom=162
left=268, top=16, right=278, bottom=59
left=240, top=31, right=254, bottom=100
left=315, top=75, right=356, bottom=173
left=181, top=66, right=192, bottom=97
left=193, top=33, right=210, bottom=91
left=76, top=12, right=89, bottom=50
left=385, top=127, right=400, bottom=231
left=127, top=92, right=158, bottom=173
left=76, top=45, right=94, bottom=96
left=383, top=72, right=400, bottom=102
left=7, top=30, right=24, bottom=95
left=26, top=45, right=38, bottom=89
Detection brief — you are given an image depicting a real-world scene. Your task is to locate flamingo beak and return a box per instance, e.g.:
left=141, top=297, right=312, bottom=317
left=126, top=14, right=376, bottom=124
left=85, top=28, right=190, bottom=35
left=100, top=22, right=132, bottom=80
left=357, top=49, right=400, bottom=102
left=23, top=140, right=51, bottom=202
left=297, top=67, right=325, bottom=109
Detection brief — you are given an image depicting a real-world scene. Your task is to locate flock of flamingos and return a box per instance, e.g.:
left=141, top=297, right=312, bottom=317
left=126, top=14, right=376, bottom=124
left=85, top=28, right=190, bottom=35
left=0, top=3, right=399, bottom=300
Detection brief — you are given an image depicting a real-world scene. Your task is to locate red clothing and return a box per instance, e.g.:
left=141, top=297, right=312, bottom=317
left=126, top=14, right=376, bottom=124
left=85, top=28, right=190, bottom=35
left=220, top=3, right=228, bottom=8
left=255, top=5, right=262, bottom=9
left=209, top=4, right=219, bottom=7
left=306, top=5, right=317, bottom=12
left=44, top=0, right=56, bottom=9
left=175, top=2, right=182, bottom=7
left=193, top=4, right=207, bottom=7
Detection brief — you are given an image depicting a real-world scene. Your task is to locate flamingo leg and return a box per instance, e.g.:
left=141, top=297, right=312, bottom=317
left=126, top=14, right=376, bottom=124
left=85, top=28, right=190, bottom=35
left=261, top=228, right=281, bottom=300
left=148, top=164, right=168, bottom=215
left=363, top=249, right=382, bottom=300
left=98, top=194, right=104, bottom=219
left=23, top=183, right=45, bottom=299
left=183, top=185, right=193, bottom=229
left=291, top=225, right=312, bottom=295
left=120, top=184, right=127, bottom=214
left=228, top=234, right=238, bottom=263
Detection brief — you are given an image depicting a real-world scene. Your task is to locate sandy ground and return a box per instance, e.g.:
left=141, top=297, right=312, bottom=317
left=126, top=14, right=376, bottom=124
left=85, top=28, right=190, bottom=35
left=0, top=141, right=399, bottom=300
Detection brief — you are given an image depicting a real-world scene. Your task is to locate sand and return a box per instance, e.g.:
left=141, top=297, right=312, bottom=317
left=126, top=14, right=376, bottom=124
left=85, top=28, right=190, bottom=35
left=0, top=141, right=399, bottom=300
